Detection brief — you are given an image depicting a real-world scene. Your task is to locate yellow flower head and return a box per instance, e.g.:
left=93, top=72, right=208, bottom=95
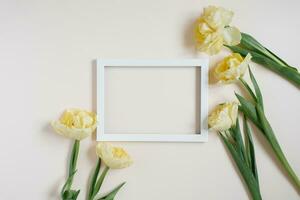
left=96, top=142, right=133, bottom=169
left=195, top=18, right=224, bottom=55
left=215, top=53, right=252, bottom=83
left=208, top=102, right=238, bottom=132
left=195, top=6, right=241, bottom=55
left=202, top=5, right=233, bottom=29
left=51, top=109, right=97, bottom=140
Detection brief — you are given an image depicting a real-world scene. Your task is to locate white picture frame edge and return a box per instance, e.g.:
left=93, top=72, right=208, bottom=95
left=96, top=59, right=209, bottom=142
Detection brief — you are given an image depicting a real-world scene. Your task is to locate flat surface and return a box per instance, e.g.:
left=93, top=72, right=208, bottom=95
left=0, top=0, right=300, bottom=199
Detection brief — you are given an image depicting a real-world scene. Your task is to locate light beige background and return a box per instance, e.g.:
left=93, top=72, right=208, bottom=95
left=0, top=0, right=299, bottom=199
left=105, top=67, right=201, bottom=134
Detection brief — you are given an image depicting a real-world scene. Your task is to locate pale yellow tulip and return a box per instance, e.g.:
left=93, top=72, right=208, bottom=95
left=208, top=102, right=238, bottom=132
left=195, top=6, right=241, bottom=55
left=51, top=109, right=97, bottom=140
left=96, top=142, right=133, bottom=169
left=195, top=18, right=224, bottom=55
left=214, top=53, right=252, bottom=83
left=202, top=5, right=234, bottom=29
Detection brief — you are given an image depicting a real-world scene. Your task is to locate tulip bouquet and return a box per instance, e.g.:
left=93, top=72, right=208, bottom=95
left=213, top=53, right=299, bottom=191
left=51, top=109, right=132, bottom=200
left=208, top=103, right=262, bottom=200
left=196, top=5, right=300, bottom=197
left=195, top=6, right=300, bottom=87
left=209, top=55, right=300, bottom=197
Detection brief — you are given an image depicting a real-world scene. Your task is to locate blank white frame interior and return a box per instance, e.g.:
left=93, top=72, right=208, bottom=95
left=97, top=59, right=209, bottom=142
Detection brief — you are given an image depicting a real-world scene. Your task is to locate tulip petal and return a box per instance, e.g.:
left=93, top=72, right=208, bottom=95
left=223, top=26, right=241, bottom=46
left=203, top=6, right=234, bottom=29
left=51, top=121, right=95, bottom=140
left=238, top=53, right=252, bottom=76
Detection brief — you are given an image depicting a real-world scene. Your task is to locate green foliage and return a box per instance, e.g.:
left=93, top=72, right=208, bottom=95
left=220, top=117, right=262, bottom=200
left=62, top=189, right=80, bottom=200
left=236, top=68, right=300, bottom=191
left=61, top=140, right=81, bottom=200
left=88, top=158, right=102, bottom=199
left=97, top=182, right=126, bottom=200
left=226, top=33, right=300, bottom=87
left=59, top=142, right=126, bottom=200
left=88, top=161, right=125, bottom=200
left=243, top=115, right=259, bottom=184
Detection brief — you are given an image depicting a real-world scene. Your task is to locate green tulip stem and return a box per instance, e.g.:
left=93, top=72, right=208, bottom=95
left=61, top=140, right=80, bottom=199
left=68, top=140, right=80, bottom=189
left=90, top=166, right=110, bottom=200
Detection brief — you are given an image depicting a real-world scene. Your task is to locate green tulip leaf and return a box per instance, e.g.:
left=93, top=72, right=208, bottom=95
left=226, top=45, right=300, bottom=87
left=248, top=67, right=264, bottom=110
left=235, top=93, right=261, bottom=129
left=240, top=32, right=298, bottom=72
left=230, top=120, right=246, bottom=162
left=251, top=53, right=300, bottom=86
left=62, top=189, right=80, bottom=200
left=61, top=170, right=78, bottom=197
left=97, top=182, right=126, bottom=200
left=220, top=132, right=262, bottom=200
left=240, top=33, right=267, bottom=55
left=239, top=77, right=257, bottom=102
left=243, top=115, right=259, bottom=185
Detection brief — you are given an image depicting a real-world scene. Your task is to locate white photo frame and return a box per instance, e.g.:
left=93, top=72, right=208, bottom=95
left=97, top=59, right=209, bottom=142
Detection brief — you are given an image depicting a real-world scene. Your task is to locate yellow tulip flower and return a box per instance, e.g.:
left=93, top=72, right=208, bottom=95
left=214, top=53, right=252, bottom=83
left=208, top=102, right=238, bottom=131
left=195, top=18, right=224, bottom=55
left=195, top=6, right=241, bottom=55
left=51, top=108, right=97, bottom=140
left=96, top=142, right=133, bottom=169
left=202, top=5, right=234, bottom=29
